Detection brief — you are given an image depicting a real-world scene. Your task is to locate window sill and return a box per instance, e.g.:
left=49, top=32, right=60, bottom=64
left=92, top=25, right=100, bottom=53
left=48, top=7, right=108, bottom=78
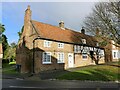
left=42, top=62, right=52, bottom=64
left=57, top=62, right=64, bottom=64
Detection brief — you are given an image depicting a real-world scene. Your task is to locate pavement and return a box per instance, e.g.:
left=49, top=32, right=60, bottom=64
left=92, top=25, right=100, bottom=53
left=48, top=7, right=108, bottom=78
left=2, top=69, right=69, bottom=80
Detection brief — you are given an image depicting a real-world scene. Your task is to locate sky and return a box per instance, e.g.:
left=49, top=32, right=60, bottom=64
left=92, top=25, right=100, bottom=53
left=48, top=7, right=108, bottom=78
left=1, top=1, right=98, bottom=44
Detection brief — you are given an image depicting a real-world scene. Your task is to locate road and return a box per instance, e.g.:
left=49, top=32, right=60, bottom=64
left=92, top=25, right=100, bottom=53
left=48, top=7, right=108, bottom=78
left=2, top=79, right=120, bottom=90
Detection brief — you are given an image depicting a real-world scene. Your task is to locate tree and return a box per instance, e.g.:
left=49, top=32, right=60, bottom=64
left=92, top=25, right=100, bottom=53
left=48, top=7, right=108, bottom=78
left=18, top=26, right=24, bottom=39
left=0, top=24, right=5, bottom=43
left=84, top=1, right=120, bottom=44
left=0, top=24, right=5, bottom=35
left=2, top=34, right=9, bottom=58
left=4, top=42, right=17, bottom=62
left=0, top=24, right=9, bottom=59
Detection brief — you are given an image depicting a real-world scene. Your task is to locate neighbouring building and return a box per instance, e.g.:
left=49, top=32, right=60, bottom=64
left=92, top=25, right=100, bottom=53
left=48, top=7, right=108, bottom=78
left=16, top=5, right=105, bottom=73
left=105, top=40, right=120, bottom=62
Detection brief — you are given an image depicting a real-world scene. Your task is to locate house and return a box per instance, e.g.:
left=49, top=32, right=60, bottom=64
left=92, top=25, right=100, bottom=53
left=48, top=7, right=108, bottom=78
left=105, top=40, right=120, bottom=62
left=16, top=5, right=105, bottom=73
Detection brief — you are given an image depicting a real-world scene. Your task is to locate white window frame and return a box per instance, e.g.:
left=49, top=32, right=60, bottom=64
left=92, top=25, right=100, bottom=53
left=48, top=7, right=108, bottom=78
left=82, top=53, right=88, bottom=60
left=112, top=50, right=118, bottom=59
left=57, top=52, right=64, bottom=63
left=42, top=52, right=51, bottom=64
left=44, top=40, right=51, bottom=47
left=58, top=43, right=64, bottom=48
left=74, top=45, right=81, bottom=53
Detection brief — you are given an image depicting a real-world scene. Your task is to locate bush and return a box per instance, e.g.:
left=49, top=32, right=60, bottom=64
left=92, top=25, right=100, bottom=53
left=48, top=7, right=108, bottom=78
left=9, top=61, right=16, bottom=65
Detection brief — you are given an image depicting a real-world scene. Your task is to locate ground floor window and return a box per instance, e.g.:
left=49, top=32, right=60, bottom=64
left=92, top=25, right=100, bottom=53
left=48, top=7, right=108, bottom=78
left=82, top=53, right=87, bottom=60
left=112, top=50, right=118, bottom=59
left=42, top=52, right=51, bottom=64
left=57, top=52, right=64, bottom=63
left=113, top=52, right=117, bottom=59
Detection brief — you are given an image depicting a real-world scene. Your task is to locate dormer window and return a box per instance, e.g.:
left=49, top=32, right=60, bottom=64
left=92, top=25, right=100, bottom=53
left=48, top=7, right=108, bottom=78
left=81, top=39, right=86, bottom=44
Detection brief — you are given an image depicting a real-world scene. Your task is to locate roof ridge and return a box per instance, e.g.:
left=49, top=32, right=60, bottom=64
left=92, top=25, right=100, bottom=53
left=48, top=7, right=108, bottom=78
left=32, top=20, right=62, bottom=29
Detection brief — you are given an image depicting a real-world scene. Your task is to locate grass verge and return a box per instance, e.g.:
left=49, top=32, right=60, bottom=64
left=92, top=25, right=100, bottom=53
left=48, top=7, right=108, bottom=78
left=56, top=64, right=120, bottom=81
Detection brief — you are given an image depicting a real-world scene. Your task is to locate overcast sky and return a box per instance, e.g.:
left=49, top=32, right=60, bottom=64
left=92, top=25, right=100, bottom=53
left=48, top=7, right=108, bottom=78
left=1, top=1, right=98, bottom=44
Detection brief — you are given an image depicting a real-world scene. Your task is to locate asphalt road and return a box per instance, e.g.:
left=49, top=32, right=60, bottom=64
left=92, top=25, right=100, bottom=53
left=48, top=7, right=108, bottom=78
left=2, top=79, right=120, bottom=90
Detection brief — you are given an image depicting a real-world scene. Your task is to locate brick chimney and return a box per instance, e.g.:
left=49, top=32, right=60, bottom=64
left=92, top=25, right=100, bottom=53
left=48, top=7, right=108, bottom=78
left=23, top=5, right=32, bottom=37
left=59, top=21, right=65, bottom=30
left=81, top=27, right=85, bottom=34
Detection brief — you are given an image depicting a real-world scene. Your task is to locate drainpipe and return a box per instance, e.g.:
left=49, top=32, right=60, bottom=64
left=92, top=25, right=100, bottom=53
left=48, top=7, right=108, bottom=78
left=32, top=36, right=41, bottom=74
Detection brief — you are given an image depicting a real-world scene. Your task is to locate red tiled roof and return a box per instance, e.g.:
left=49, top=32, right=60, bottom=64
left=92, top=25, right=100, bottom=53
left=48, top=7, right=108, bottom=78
left=32, top=20, right=98, bottom=47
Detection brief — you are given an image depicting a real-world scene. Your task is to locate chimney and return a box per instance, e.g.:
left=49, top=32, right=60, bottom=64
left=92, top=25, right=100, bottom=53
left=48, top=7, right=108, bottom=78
left=59, top=21, right=65, bottom=30
left=81, top=27, right=85, bottom=34
left=24, top=5, right=31, bottom=23
left=23, top=5, right=32, bottom=37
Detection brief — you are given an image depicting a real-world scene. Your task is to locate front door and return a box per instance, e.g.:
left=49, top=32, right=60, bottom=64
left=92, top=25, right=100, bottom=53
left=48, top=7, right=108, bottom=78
left=68, top=53, right=74, bottom=68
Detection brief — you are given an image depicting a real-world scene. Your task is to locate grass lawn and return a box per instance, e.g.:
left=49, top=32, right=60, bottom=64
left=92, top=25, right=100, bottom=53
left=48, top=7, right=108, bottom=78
left=56, top=63, right=120, bottom=81
left=2, top=63, right=19, bottom=75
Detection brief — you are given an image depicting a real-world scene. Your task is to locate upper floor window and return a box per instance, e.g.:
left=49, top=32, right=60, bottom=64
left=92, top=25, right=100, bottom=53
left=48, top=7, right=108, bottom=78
left=44, top=40, right=51, bottom=47
left=42, top=52, right=51, bottom=64
left=57, top=52, right=64, bottom=63
left=81, top=39, right=86, bottom=44
left=58, top=43, right=64, bottom=48
left=74, top=45, right=81, bottom=53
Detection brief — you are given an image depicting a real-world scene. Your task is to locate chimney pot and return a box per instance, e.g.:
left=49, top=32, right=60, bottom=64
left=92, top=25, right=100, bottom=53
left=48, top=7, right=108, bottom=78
left=81, top=27, right=85, bottom=34
left=59, top=21, right=65, bottom=29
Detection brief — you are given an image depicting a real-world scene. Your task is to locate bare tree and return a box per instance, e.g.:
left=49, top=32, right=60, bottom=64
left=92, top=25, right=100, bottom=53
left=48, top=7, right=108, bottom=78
left=84, top=1, right=120, bottom=45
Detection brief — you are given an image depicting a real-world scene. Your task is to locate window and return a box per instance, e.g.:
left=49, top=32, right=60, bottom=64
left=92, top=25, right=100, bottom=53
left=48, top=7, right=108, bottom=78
left=82, top=46, right=88, bottom=54
left=58, top=43, right=64, bottom=48
left=113, top=52, right=117, bottom=58
left=99, top=49, right=104, bottom=56
left=82, top=53, right=87, bottom=60
left=74, top=45, right=81, bottom=53
left=57, top=52, right=64, bottom=63
left=43, top=52, right=51, bottom=64
left=44, top=40, right=51, bottom=47
left=112, top=50, right=118, bottom=59
left=81, top=39, right=86, bottom=44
